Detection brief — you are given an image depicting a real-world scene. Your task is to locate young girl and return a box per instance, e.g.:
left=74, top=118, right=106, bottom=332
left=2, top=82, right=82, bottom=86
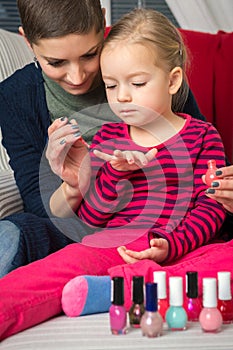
left=0, top=9, right=230, bottom=341
left=49, top=8, right=226, bottom=263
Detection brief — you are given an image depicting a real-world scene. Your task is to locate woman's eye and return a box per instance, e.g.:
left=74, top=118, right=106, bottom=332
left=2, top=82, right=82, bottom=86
left=47, top=60, right=64, bottom=67
left=82, top=51, right=98, bottom=60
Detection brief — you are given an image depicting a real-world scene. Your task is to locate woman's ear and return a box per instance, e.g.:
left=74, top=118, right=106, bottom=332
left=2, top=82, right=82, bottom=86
left=18, top=26, right=33, bottom=51
left=169, top=67, right=183, bottom=95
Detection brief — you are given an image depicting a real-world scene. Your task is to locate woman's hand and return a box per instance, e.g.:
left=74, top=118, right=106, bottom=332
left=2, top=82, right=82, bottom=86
left=203, top=164, right=233, bottom=213
left=117, top=238, right=168, bottom=264
left=94, top=148, right=157, bottom=171
left=46, top=117, right=91, bottom=217
left=46, top=117, right=90, bottom=190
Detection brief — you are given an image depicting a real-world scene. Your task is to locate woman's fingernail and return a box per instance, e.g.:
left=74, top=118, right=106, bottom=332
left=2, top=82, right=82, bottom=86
left=71, top=125, right=79, bottom=130
left=206, top=188, right=215, bottom=194
left=212, top=181, right=219, bottom=188
left=60, top=116, right=66, bottom=121
left=216, top=170, right=222, bottom=176
left=60, top=138, right=66, bottom=145
left=74, top=131, right=81, bottom=137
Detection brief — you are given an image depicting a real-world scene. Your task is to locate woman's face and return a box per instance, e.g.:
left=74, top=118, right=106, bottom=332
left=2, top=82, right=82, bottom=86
left=32, top=29, right=103, bottom=95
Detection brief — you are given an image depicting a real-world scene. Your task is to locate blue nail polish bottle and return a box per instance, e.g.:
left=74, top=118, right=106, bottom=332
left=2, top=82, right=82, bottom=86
left=165, top=276, right=187, bottom=331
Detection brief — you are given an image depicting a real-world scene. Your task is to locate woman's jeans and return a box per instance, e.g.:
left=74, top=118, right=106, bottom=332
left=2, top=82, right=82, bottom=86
left=0, top=220, right=20, bottom=278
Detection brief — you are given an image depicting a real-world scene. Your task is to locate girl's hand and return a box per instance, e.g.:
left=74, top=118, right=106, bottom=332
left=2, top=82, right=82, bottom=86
left=46, top=117, right=91, bottom=191
left=117, top=238, right=168, bottom=264
left=203, top=164, right=233, bottom=213
left=94, top=148, right=157, bottom=171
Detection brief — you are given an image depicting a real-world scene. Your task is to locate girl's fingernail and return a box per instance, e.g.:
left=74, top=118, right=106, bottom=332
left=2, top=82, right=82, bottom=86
left=212, top=181, right=219, bottom=188
left=206, top=188, right=215, bottom=194
left=60, top=116, right=66, bottom=121
left=216, top=170, right=222, bottom=176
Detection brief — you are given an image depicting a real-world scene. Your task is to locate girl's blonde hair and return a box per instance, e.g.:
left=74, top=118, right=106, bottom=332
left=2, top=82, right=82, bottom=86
left=104, top=8, right=189, bottom=112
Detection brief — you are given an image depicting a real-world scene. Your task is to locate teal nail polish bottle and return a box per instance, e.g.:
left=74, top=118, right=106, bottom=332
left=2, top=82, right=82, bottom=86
left=165, top=276, right=187, bottom=331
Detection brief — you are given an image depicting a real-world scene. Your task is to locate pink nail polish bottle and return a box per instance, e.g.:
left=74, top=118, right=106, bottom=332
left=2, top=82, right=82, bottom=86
left=153, top=271, right=168, bottom=321
left=185, top=271, right=202, bottom=322
left=205, top=159, right=218, bottom=186
left=140, top=283, right=163, bottom=338
left=129, top=276, right=145, bottom=328
left=199, top=277, right=223, bottom=333
left=109, top=277, right=127, bottom=335
left=217, top=271, right=233, bottom=324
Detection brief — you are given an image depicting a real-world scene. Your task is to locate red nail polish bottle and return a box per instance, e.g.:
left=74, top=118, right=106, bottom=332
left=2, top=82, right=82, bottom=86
left=153, top=271, right=168, bottom=321
left=205, top=160, right=218, bottom=187
left=217, top=271, right=233, bottom=324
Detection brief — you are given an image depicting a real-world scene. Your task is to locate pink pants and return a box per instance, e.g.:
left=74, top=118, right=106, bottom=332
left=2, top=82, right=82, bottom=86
left=0, top=239, right=233, bottom=340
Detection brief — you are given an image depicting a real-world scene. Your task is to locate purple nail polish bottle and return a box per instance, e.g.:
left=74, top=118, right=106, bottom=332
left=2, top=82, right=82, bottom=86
left=109, top=277, right=127, bottom=335
left=185, top=271, right=202, bottom=321
left=129, top=276, right=145, bottom=328
left=140, top=283, right=163, bottom=338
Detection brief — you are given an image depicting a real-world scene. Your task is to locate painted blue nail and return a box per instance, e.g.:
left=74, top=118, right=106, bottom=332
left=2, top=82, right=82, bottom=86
left=212, top=182, right=219, bottom=188
left=206, top=188, right=215, bottom=194
left=71, top=125, right=79, bottom=130
left=60, top=138, right=66, bottom=145
left=74, top=131, right=81, bottom=137
left=215, top=170, right=222, bottom=176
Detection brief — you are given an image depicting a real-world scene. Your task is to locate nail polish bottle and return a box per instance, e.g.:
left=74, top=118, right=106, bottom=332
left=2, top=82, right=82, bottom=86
left=109, top=276, right=127, bottom=335
left=217, top=271, right=233, bottom=324
left=153, top=271, right=168, bottom=320
left=199, top=277, right=223, bottom=333
left=129, top=276, right=145, bottom=328
left=165, top=276, right=187, bottom=331
left=185, top=271, right=202, bottom=321
left=140, top=283, right=163, bottom=338
left=205, top=159, right=218, bottom=187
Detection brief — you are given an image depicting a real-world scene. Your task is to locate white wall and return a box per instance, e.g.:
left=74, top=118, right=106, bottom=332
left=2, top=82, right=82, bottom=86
left=100, top=0, right=111, bottom=26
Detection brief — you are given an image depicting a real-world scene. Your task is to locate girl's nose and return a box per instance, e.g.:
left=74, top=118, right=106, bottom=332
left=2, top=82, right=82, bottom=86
left=117, top=86, right=132, bottom=102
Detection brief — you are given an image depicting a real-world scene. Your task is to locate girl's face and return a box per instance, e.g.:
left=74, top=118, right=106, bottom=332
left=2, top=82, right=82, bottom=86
left=100, top=42, right=181, bottom=127
left=32, top=29, right=103, bottom=95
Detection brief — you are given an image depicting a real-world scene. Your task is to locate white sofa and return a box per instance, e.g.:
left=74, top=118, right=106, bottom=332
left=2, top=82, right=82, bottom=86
left=0, top=28, right=34, bottom=218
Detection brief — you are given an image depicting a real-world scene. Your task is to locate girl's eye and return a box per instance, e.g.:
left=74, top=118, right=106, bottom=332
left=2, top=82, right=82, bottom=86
left=105, top=84, right=116, bottom=89
left=132, top=82, right=146, bottom=87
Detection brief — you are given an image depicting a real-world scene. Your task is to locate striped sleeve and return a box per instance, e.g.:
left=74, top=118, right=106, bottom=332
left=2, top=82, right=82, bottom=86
left=149, top=123, right=227, bottom=262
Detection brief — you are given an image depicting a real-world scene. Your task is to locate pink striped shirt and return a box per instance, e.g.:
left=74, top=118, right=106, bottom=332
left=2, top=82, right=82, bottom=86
left=78, top=114, right=226, bottom=262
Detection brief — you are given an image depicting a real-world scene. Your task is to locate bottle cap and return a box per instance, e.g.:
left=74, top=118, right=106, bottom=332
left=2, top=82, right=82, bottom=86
left=111, top=277, right=124, bottom=306
left=217, top=271, right=232, bottom=300
left=132, top=276, right=144, bottom=304
left=169, top=276, right=183, bottom=306
left=145, top=283, right=158, bottom=312
left=153, top=271, right=167, bottom=299
left=186, top=271, right=198, bottom=298
left=202, top=277, right=217, bottom=308
left=207, top=159, right=216, bottom=169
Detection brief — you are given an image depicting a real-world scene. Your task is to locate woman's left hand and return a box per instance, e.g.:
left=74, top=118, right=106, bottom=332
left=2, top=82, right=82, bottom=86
left=117, top=238, right=168, bottom=264
left=203, top=164, right=233, bottom=213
